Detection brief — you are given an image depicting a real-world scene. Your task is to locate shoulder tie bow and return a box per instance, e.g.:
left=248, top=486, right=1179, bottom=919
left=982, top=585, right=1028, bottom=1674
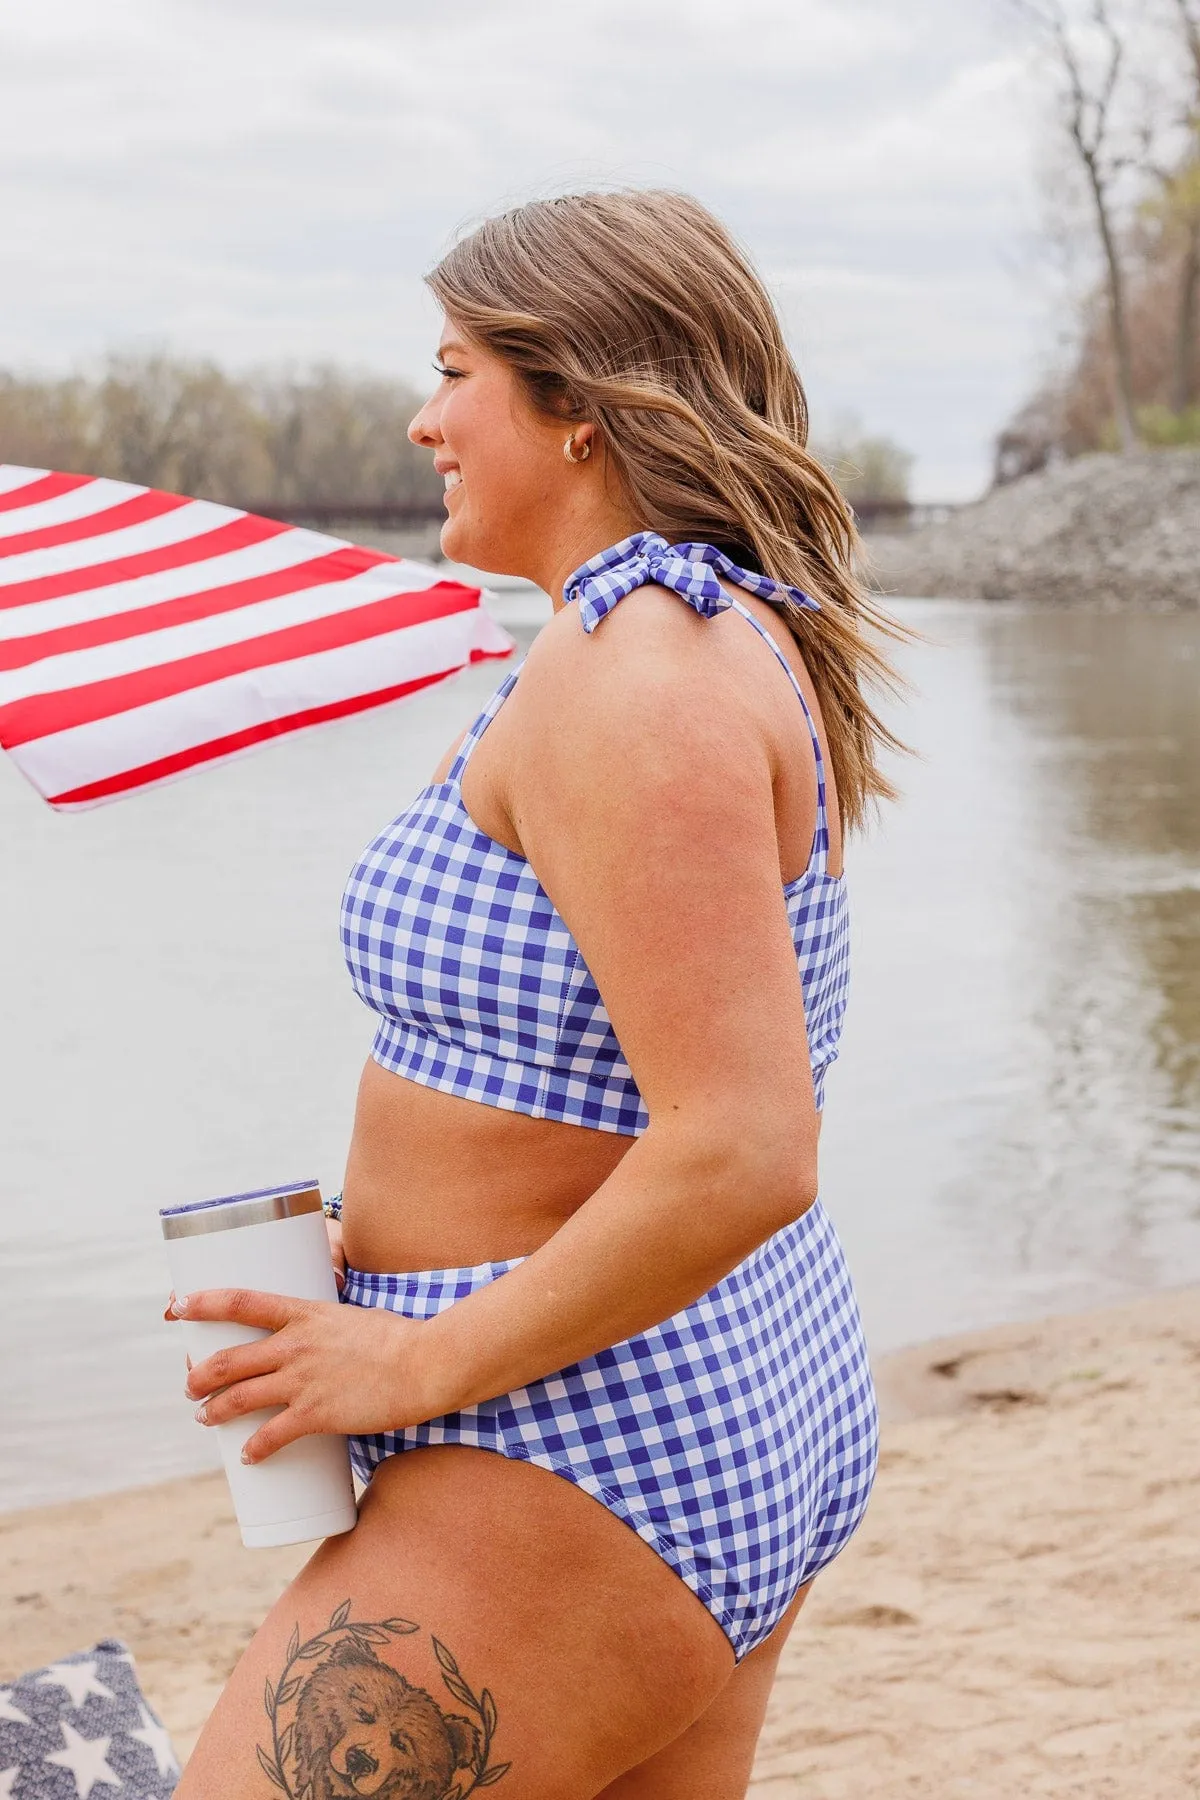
left=564, top=532, right=819, bottom=632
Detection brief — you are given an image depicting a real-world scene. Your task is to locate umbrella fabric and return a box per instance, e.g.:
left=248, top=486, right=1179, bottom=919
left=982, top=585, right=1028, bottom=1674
left=0, top=465, right=513, bottom=810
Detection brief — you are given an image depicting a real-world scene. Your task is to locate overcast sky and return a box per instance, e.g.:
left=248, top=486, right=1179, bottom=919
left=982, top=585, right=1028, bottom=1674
left=1, top=0, right=1047, bottom=499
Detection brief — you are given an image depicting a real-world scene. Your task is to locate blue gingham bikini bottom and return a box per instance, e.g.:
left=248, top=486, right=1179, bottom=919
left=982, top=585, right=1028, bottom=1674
left=341, top=1197, right=878, bottom=1662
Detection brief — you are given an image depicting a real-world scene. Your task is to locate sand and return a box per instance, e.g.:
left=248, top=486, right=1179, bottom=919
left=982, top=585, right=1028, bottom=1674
left=3, top=1287, right=1198, bottom=1797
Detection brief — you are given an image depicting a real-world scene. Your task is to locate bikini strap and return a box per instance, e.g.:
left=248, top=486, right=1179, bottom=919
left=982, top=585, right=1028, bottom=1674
left=563, top=532, right=829, bottom=872
left=727, top=600, right=830, bottom=873
left=447, top=666, right=522, bottom=785
left=564, top=531, right=821, bottom=632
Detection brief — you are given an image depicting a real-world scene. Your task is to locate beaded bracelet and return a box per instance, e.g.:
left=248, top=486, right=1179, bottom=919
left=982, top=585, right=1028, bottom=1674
left=322, top=1192, right=343, bottom=1221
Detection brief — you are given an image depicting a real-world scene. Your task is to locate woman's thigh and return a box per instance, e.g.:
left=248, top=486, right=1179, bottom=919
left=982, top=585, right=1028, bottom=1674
left=595, top=1584, right=811, bottom=1800
left=177, top=1443, right=735, bottom=1800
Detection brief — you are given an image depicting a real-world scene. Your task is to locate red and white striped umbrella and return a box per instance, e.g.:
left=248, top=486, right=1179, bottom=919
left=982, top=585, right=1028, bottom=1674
left=0, top=465, right=514, bottom=810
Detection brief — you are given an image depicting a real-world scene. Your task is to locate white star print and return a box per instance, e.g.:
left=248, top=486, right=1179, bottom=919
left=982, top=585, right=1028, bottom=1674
left=0, top=1690, right=30, bottom=1726
left=127, top=1705, right=178, bottom=1778
left=0, top=1768, right=20, bottom=1800
left=36, top=1662, right=115, bottom=1709
left=44, top=1720, right=122, bottom=1797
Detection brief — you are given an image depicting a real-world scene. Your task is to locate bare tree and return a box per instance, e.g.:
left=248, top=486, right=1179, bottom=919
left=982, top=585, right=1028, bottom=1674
left=256, top=367, right=441, bottom=511
left=1165, top=0, right=1200, bottom=410
left=995, top=0, right=1200, bottom=459
left=1012, top=0, right=1142, bottom=448
left=1174, top=0, right=1200, bottom=107
left=0, top=373, right=94, bottom=474
left=0, top=355, right=442, bottom=516
left=95, top=355, right=273, bottom=503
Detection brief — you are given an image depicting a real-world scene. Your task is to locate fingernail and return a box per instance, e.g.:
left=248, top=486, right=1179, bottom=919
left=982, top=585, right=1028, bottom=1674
left=240, top=1449, right=253, bottom=1465
left=170, top=1294, right=189, bottom=1317
left=194, top=1404, right=207, bottom=1425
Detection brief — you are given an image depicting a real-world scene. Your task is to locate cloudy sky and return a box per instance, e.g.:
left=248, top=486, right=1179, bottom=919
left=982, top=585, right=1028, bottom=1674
left=1, top=0, right=1047, bottom=498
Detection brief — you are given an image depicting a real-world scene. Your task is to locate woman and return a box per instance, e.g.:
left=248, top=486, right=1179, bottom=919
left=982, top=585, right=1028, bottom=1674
left=172, top=189, right=904, bottom=1800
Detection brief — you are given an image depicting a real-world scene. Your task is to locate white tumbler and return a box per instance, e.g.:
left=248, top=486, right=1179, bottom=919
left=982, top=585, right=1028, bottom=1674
left=161, top=1179, right=358, bottom=1548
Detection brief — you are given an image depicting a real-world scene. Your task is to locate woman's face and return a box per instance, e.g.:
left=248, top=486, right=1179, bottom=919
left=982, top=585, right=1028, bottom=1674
left=408, top=322, right=581, bottom=577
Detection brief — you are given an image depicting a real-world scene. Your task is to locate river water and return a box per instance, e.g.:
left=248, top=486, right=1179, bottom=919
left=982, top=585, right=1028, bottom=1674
left=2, top=591, right=1198, bottom=1511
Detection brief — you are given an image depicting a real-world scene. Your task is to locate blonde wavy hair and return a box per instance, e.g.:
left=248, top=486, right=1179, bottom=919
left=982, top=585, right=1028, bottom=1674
left=429, top=189, right=907, bottom=830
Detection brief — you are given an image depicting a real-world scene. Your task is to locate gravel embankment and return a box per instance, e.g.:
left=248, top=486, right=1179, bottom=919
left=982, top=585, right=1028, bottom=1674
left=866, top=448, right=1200, bottom=608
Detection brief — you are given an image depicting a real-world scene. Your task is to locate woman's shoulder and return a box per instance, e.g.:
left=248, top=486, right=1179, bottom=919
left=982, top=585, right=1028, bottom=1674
left=523, top=582, right=746, bottom=718
left=500, top=586, right=768, bottom=827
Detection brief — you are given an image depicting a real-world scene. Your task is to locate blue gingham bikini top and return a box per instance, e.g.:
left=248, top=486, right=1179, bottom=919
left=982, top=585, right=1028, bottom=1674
left=340, top=532, right=850, bottom=1136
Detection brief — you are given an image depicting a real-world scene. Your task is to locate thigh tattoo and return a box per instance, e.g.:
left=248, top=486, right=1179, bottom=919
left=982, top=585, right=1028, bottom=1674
left=258, top=1600, right=510, bottom=1800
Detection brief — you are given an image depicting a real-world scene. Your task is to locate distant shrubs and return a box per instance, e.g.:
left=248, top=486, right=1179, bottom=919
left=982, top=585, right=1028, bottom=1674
left=1094, top=402, right=1200, bottom=452
left=1, top=353, right=916, bottom=516
left=811, top=413, right=913, bottom=508
left=1123, top=403, right=1200, bottom=448
left=0, top=355, right=442, bottom=514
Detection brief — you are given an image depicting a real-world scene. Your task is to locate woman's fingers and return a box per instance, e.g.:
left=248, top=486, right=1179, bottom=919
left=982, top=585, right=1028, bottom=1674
left=240, top=1403, right=311, bottom=1465
left=194, top=1372, right=288, bottom=1429
left=169, top=1287, right=301, bottom=1331
left=171, top=1294, right=425, bottom=1454
left=186, top=1333, right=282, bottom=1402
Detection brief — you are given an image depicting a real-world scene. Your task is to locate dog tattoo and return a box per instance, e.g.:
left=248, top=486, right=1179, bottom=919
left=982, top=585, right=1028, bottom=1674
left=258, top=1601, right=510, bottom=1799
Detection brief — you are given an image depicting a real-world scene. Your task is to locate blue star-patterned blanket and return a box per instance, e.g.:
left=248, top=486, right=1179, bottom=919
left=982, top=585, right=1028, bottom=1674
left=0, top=1641, right=178, bottom=1799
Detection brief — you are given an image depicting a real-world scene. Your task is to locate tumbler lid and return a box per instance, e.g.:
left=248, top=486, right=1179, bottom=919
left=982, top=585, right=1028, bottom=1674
left=160, top=1180, right=323, bottom=1239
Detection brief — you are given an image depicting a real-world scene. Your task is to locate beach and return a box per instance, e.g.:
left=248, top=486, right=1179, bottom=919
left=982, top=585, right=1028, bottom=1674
left=4, top=1284, right=1197, bottom=1796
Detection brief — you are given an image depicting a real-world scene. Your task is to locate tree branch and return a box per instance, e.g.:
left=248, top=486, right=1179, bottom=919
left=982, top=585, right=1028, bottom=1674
left=1004, top=0, right=1142, bottom=446
left=1172, top=0, right=1200, bottom=93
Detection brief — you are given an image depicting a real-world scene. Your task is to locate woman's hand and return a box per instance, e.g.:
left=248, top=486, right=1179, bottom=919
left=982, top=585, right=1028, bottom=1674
left=170, top=1289, right=443, bottom=1463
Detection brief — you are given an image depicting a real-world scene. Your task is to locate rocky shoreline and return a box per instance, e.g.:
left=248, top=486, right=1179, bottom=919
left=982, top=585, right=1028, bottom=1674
left=865, top=447, right=1200, bottom=609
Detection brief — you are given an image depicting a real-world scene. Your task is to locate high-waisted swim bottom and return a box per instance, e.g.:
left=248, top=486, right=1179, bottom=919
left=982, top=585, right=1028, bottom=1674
left=342, top=1197, right=878, bottom=1661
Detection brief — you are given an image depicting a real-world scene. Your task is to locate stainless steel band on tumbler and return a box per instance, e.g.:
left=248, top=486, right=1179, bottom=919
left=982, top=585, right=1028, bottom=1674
left=160, top=1182, right=323, bottom=1240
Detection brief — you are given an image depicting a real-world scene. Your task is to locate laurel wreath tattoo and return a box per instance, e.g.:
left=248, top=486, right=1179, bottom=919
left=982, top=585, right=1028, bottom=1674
left=257, top=1599, right=511, bottom=1799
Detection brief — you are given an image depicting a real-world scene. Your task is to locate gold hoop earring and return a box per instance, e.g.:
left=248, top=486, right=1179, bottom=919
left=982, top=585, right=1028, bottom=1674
left=563, top=433, right=591, bottom=464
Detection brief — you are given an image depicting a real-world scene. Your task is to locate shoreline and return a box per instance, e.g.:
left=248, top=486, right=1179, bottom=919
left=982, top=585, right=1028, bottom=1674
left=3, top=1286, right=1198, bottom=1794
left=863, top=446, right=1200, bottom=611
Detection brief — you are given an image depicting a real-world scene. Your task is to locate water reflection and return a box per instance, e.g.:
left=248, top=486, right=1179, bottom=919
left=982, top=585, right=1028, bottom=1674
left=986, top=607, right=1200, bottom=1279
left=824, top=604, right=1200, bottom=1347
left=987, top=612, right=1200, bottom=1157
